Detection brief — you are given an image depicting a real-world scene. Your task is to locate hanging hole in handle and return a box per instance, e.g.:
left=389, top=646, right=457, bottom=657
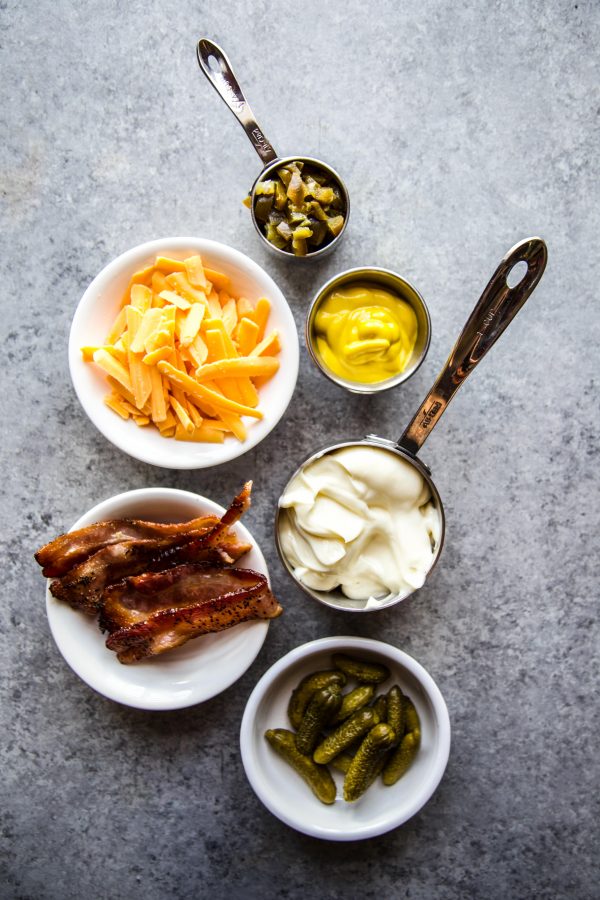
left=506, top=260, right=528, bottom=288
left=207, top=54, right=222, bottom=73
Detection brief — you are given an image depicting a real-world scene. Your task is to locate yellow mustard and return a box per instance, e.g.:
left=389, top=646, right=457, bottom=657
left=313, top=282, right=418, bottom=384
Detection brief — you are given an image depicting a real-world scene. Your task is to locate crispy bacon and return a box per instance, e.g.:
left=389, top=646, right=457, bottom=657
left=39, top=483, right=284, bottom=666
left=46, top=483, right=254, bottom=614
left=35, top=515, right=219, bottom=577
left=99, top=563, right=269, bottom=632
left=50, top=533, right=251, bottom=615
left=199, top=481, right=252, bottom=547
left=105, top=575, right=282, bottom=663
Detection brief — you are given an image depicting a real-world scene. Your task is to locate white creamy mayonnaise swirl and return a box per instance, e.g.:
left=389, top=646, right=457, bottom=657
left=279, top=445, right=441, bottom=604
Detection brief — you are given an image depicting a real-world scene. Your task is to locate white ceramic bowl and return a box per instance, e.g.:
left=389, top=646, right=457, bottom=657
left=240, top=636, right=450, bottom=840
left=46, top=487, right=272, bottom=709
left=69, top=237, right=299, bottom=468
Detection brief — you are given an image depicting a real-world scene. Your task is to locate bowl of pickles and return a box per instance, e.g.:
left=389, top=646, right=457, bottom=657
left=240, top=636, right=450, bottom=840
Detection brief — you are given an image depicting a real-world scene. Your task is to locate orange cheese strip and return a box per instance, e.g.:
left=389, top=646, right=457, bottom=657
left=204, top=327, right=257, bottom=407
left=249, top=329, right=281, bottom=357
left=130, top=308, right=163, bottom=353
left=126, top=307, right=152, bottom=409
left=237, top=317, right=260, bottom=356
left=236, top=297, right=254, bottom=318
left=202, top=317, right=238, bottom=356
left=104, top=393, right=130, bottom=419
left=201, top=382, right=247, bottom=440
left=105, top=307, right=127, bottom=344
left=187, top=402, right=203, bottom=428
left=253, top=297, right=271, bottom=341
left=106, top=376, right=150, bottom=414
left=102, top=342, right=128, bottom=367
left=93, top=349, right=132, bottom=392
left=184, top=255, right=208, bottom=290
left=175, top=424, right=225, bottom=443
left=165, top=272, right=208, bottom=303
left=170, top=396, right=195, bottom=433
left=179, top=303, right=205, bottom=346
left=151, top=270, right=169, bottom=294
left=122, top=264, right=155, bottom=304
left=195, top=356, right=279, bottom=381
left=157, top=362, right=262, bottom=419
left=130, top=284, right=153, bottom=313
left=202, top=329, right=245, bottom=404
left=142, top=345, right=172, bottom=366
left=203, top=266, right=231, bottom=292
left=159, top=289, right=191, bottom=310
left=221, top=297, right=238, bottom=335
left=149, top=364, right=167, bottom=423
left=205, top=288, right=222, bottom=319
left=155, top=256, right=186, bottom=274
left=185, top=333, right=209, bottom=368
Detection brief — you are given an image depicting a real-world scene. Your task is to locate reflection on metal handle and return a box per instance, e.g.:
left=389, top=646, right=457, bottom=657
left=196, top=38, right=278, bottom=165
left=398, top=236, right=548, bottom=456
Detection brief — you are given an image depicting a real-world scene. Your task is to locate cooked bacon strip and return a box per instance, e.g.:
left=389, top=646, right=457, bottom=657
left=46, top=483, right=253, bottom=614
left=200, top=481, right=252, bottom=547
left=35, top=515, right=219, bottom=577
left=100, top=564, right=269, bottom=632
left=50, top=533, right=251, bottom=615
left=105, top=576, right=282, bottom=663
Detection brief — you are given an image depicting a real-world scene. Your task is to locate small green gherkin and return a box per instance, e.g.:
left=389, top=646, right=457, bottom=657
left=344, top=723, right=397, bottom=802
left=265, top=728, right=336, bottom=805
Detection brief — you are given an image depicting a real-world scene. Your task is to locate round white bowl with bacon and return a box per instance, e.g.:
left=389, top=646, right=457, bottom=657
left=45, top=487, right=275, bottom=709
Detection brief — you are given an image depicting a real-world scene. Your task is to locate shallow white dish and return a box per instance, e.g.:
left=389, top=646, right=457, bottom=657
left=240, top=636, right=450, bottom=841
left=69, top=237, right=299, bottom=468
left=46, top=487, right=271, bottom=710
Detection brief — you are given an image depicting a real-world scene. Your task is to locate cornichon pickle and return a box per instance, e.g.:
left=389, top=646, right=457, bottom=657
left=295, top=685, right=342, bottom=755
left=332, top=653, right=390, bottom=685
left=313, top=706, right=379, bottom=764
left=330, top=751, right=354, bottom=774
left=371, top=694, right=387, bottom=722
left=265, top=729, right=336, bottom=805
left=404, top=696, right=421, bottom=734
left=344, top=723, right=397, bottom=802
left=381, top=729, right=421, bottom=786
left=331, top=684, right=375, bottom=725
left=386, top=686, right=406, bottom=744
left=287, top=669, right=346, bottom=730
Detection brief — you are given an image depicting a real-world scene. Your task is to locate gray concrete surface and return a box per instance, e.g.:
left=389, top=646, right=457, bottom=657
left=1, top=1, right=599, bottom=898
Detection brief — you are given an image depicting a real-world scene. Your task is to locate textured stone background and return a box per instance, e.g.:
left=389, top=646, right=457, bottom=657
left=1, top=1, right=599, bottom=898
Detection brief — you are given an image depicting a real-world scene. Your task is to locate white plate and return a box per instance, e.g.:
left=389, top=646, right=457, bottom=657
left=69, top=237, right=299, bottom=469
left=240, top=636, right=450, bottom=840
left=46, top=488, right=271, bottom=709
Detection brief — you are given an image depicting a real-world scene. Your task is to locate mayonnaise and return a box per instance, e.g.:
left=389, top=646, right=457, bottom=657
left=278, top=446, right=441, bottom=604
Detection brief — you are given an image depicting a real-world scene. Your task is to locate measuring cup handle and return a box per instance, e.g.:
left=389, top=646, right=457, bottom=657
left=196, top=38, right=278, bottom=165
left=398, top=236, right=548, bottom=456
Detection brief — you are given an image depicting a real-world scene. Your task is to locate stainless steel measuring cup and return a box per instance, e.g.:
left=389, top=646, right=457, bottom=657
left=196, top=38, right=350, bottom=260
left=275, top=236, right=548, bottom=612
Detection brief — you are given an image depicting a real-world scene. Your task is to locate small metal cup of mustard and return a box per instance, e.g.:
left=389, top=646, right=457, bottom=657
left=306, top=267, right=431, bottom=393
left=197, top=40, right=349, bottom=260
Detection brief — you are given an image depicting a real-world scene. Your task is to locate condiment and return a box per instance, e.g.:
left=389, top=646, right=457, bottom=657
left=248, top=160, right=346, bottom=256
left=278, top=446, right=440, bottom=603
left=312, top=282, right=418, bottom=384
